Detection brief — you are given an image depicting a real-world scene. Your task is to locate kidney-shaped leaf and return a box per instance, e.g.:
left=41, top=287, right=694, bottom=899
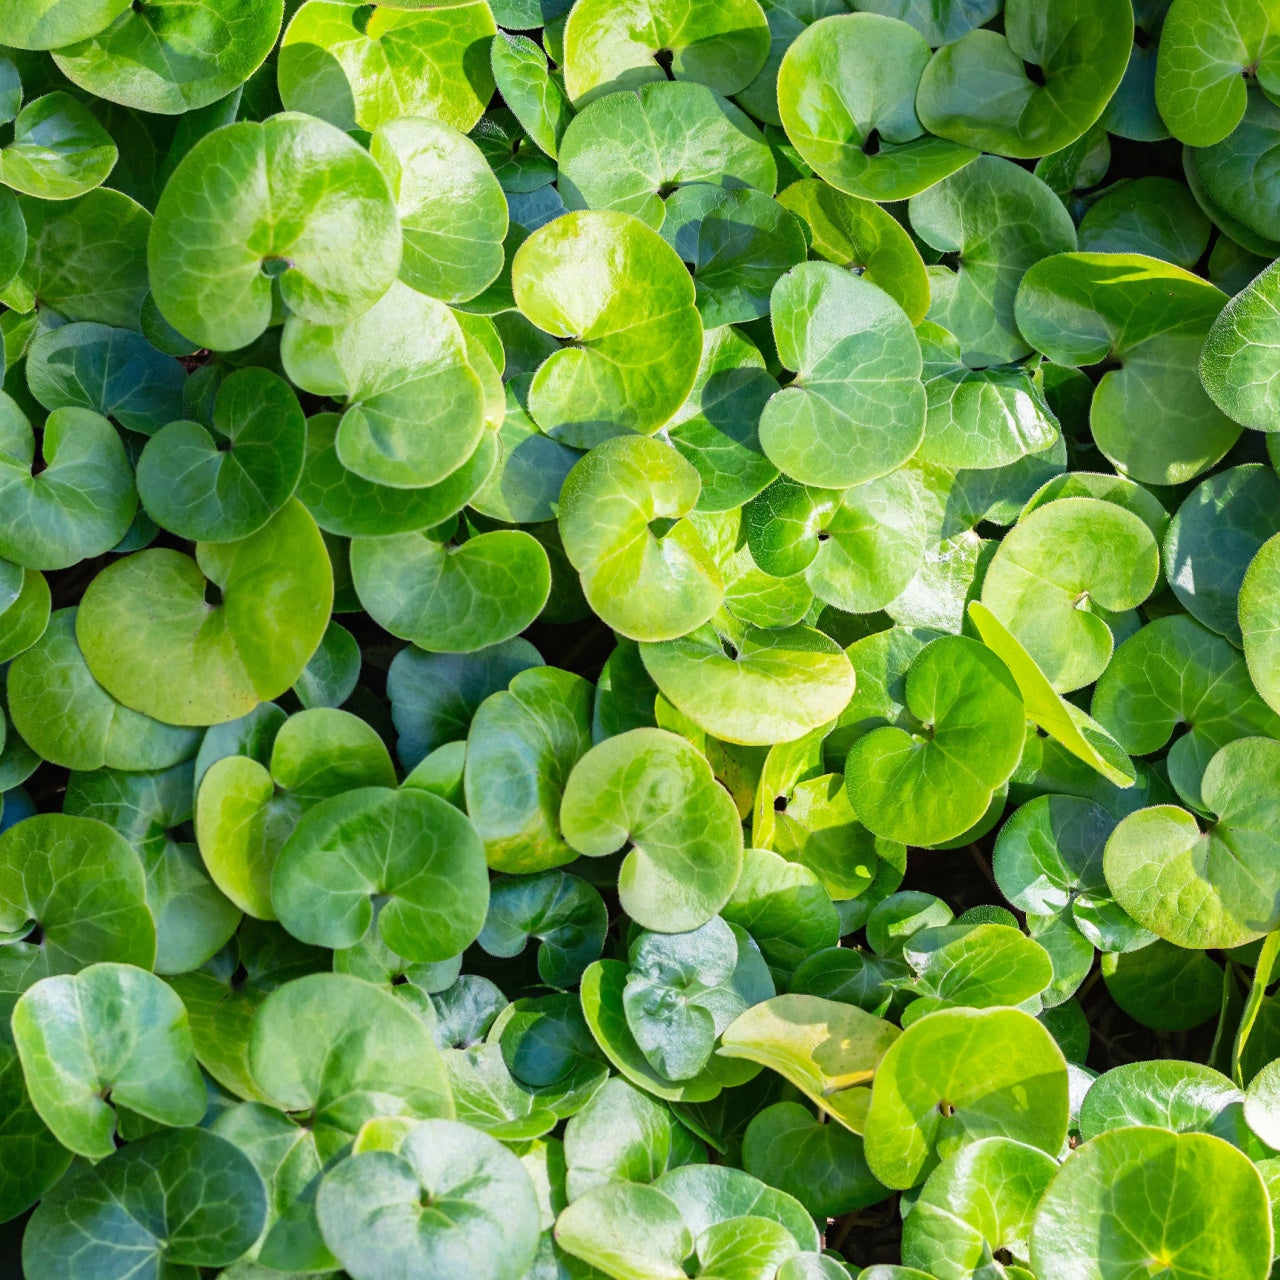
left=137, top=367, right=306, bottom=543
left=778, top=14, right=977, bottom=201
left=0, top=396, right=135, bottom=572
left=22, top=1128, right=267, bottom=1280
left=558, top=434, right=723, bottom=641
left=513, top=209, right=703, bottom=447
left=759, top=262, right=925, bottom=489
left=863, top=1006, right=1069, bottom=1190
left=1031, top=1127, right=1272, bottom=1280
left=1200, top=259, right=1280, bottom=434
left=560, top=728, right=744, bottom=933
left=916, top=0, right=1133, bottom=158
left=148, top=112, right=401, bottom=352
left=316, top=1118, right=541, bottom=1280
left=845, top=635, right=1024, bottom=847
left=272, top=785, right=490, bottom=962
left=1104, top=737, right=1280, bottom=950
left=563, top=0, right=770, bottom=104
left=12, top=962, right=204, bottom=1159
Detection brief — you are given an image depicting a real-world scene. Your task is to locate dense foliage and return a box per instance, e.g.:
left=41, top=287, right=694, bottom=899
left=0, top=0, right=1278, bottom=1277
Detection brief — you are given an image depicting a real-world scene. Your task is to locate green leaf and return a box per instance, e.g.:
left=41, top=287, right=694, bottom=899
left=720, top=845, right=840, bottom=976
left=844, top=635, right=1025, bottom=847
left=1079, top=1059, right=1253, bottom=1146
left=653, top=1161, right=820, bottom=1253
left=759, top=262, right=925, bottom=489
left=167, top=920, right=326, bottom=1101
left=53, top=0, right=284, bottom=114
left=0, top=812, right=156, bottom=1001
left=0, top=0, right=132, bottom=50
left=316, top=1119, right=541, bottom=1280
left=1103, top=737, right=1280, bottom=950
left=909, top=157, right=1077, bottom=367
left=0, top=397, right=136, bottom=571
left=562, top=0, right=770, bottom=104
left=370, top=115, right=508, bottom=305
left=993, top=794, right=1150, bottom=953
left=1015, top=252, right=1237, bottom=485
left=77, top=500, right=333, bottom=726
left=464, top=666, right=594, bottom=873
left=195, top=706, right=395, bottom=919
left=1155, top=0, right=1280, bottom=146
left=148, top=112, right=402, bottom=352
left=65, top=762, right=240, bottom=974
left=776, top=178, right=930, bottom=324
left=741, top=1100, right=888, bottom=1220
left=561, top=728, right=744, bottom=932
left=0, top=1036, right=71, bottom=1225
left=469, top=378, right=582, bottom=525
left=387, top=638, right=543, bottom=769
left=351, top=524, right=551, bottom=653
left=278, top=0, right=496, bottom=134
left=902, top=1137, right=1057, bottom=1280
left=903, top=923, right=1055, bottom=1012
left=719, top=993, right=901, bottom=1131
left=250, top=972, right=454, bottom=1137
left=640, top=620, right=852, bottom=747
left=12, top=962, right=204, bottom=1159
left=1091, top=615, right=1280, bottom=810
left=1200, top=259, right=1280, bottom=433
left=22, top=1128, right=268, bottom=1278
left=2, top=188, right=150, bottom=328
left=777, top=14, right=977, bottom=201
left=915, top=324, right=1061, bottom=469
left=478, top=870, right=607, bottom=987
left=0, top=92, right=116, bottom=200
left=283, top=280, right=491, bottom=488
left=863, top=1006, right=1069, bottom=1189
left=137, top=367, right=306, bottom=542
left=1100, top=940, right=1224, bottom=1033
left=558, top=434, right=723, bottom=641
left=564, top=1074, right=699, bottom=1194
left=272, top=785, right=490, bottom=960
left=746, top=473, right=927, bottom=614
left=1076, top=176, right=1211, bottom=268
left=1242, top=532, right=1280, bottom=717
left=979, top=497, right=1159, bottom=693
left=557, top=82, right=776, bottom=228
left=8, top=609, right=200, bottom=772
left=580, top=958, right=757, bottom=1103
left=25, top=320, right=185, bottom=436
left=555, top=1179, right=692, bottom=1280
left=916, top=0, right=1133, bottom=158
left=1030, top=1127, right=1272, bottom=1280
left=661, top=185, right=807, bottom=329
left=1165, top=464, right=1280, bottom=644
left=513, top=209, right=704, bottom=446
left=492, top=32, right=573, bottom=160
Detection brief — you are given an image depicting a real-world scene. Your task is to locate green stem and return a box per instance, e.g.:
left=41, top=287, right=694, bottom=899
left=1232, top=929, right=1280, bottom=1087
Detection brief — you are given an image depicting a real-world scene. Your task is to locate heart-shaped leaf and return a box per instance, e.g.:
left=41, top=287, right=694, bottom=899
left=561, top=728, right=744, bottom=932
left=513, top=209, right=704, bottom=446
left=272, top=785, right=490, bottom=961
left=148, top=112, right=402, bottom=352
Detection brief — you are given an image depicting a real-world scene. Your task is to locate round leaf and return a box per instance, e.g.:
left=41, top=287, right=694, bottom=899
left=148, top=112, right=402, bottom=352
left=560, top=727, right=744, bottom=933
left=758, top=262, right=925, bottom=489
left=513, top=209, right=703, bottom=447
left=272, top=786, right=490, bottom=961
left=77, top=500, right=332, bottom=726
left=777, top=14, right=977, bottom=201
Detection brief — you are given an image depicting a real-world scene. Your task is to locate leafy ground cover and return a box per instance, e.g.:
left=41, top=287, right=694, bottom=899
left=0, top=0, right=1279, bottom=1277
